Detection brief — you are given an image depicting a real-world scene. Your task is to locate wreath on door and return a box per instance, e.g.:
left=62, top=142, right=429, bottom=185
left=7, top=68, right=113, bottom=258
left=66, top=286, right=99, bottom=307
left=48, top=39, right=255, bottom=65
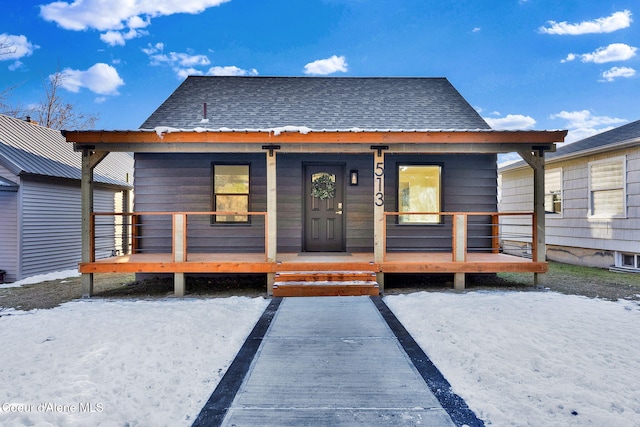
left=311, top=174, right=336, bottom=200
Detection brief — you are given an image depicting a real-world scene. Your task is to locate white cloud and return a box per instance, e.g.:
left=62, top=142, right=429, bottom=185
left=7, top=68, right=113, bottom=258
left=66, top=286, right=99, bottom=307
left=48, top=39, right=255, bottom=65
left=472, top=27, right=481, bottom=33
left=550, top=110, right=626, bottom=143
left=540, top=10, right=632, bottom=35
left=483, top=114, right=536, bottom=130
left=143, top=43, right=257, bottom=79
left=142, top=42, right=164, bottom=55
left=8, top=61, right=23, bottom=71
left=58, top=63, right=125, bottom=95
left=100, top=31, right=126, bottom=46
left=206, top=66, right=258, bottom=76
left=304, top=55, right=348, bottom=75
left=40, top=0, right=231, bottom=45
left=0, top=34, right=39, bottom=62
left=143, top=43, right=210, bottom=77
left=562, top=43, right=637, bottom=64
left=176, top=67, right=204, bottom=79
left=601, top=66, right=636, bottom=82
left=100, top=28, right=148, bottom=46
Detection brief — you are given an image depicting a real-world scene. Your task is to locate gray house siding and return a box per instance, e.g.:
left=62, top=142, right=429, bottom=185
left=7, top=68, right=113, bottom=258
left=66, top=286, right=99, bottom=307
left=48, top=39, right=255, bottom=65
left=134, top=152, right=497, bottom=254
left=385, top=154, right=497, bottom=252
left=134, top=153, right=267, bottom=253
left=0, top=191, right=18, bottom=282
left=18, top=178, right=123, bottom=278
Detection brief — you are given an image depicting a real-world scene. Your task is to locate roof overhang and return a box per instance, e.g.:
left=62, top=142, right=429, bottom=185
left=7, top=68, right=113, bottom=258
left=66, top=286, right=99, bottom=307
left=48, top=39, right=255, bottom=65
left=63, top=128, right=567, bottom=155
left=499, top=135, right=640, bottom=173
left=0, top=176, right=19, bottom=191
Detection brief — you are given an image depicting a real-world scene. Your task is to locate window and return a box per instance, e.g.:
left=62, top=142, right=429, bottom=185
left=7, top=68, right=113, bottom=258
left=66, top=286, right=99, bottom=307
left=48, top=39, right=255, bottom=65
left=212, top=164, right=250, bottom=223
left=588, top=157, right=626, bottom=218
left=398, top=164, right=442, bottom=224
left=616, top=252, right=639, bottom=271
left=545, top=168, right=562, bottom=215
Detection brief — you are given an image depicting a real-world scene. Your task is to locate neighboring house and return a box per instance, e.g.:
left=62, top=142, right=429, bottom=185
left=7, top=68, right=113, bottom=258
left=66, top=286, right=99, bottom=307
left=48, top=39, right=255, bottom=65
left=63, top=76, right=565, bottom=297
left=0, top=114, right=133, bottom=283
left=499, top=119, right=640, bottom=271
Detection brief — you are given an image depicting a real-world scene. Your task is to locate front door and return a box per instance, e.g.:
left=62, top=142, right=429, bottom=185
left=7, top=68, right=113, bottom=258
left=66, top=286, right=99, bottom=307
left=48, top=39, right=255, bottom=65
left=304, top=164, right=345, bottom=252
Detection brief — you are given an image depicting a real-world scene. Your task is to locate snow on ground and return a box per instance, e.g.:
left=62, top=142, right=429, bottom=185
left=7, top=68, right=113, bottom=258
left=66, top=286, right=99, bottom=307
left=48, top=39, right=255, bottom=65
left=0, top=297, right=268, bottom=427
left=0, top=269, right=80, bottom=289
left=1, top=285, right=639, bottom=426
left=385, top=291, right=640, bottom=427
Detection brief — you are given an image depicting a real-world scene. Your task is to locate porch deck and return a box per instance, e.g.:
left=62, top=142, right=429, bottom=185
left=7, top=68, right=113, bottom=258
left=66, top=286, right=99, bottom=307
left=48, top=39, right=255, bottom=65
left=81, top=210, right=545, bottom=296
left=79, top=251, right=546, bottom=275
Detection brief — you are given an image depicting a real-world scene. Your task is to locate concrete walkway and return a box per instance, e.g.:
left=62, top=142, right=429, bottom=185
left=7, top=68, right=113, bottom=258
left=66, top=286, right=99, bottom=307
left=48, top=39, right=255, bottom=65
left=221, top=296, right=462, bottom=426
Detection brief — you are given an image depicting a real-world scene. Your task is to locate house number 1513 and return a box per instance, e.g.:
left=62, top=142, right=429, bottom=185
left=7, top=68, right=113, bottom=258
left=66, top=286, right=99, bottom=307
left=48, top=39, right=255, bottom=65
left=374, top=162, right=384, bottom=206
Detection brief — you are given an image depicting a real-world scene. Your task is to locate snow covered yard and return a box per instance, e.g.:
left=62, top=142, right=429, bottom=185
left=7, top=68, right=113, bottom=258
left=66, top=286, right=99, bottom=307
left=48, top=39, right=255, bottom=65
left=385, top=291, right=640, bottom=426
left=1, top=283, right=639, bottom=426
left=0, top=297, right=268, bottom=427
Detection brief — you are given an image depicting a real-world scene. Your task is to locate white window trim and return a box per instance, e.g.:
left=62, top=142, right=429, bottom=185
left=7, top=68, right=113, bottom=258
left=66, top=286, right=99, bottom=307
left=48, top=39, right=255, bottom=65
left=545, top=167, right=563, bottom=218
left=587, top=156, right=627, bottom=219
left=615, top=252, right=640, bottom=271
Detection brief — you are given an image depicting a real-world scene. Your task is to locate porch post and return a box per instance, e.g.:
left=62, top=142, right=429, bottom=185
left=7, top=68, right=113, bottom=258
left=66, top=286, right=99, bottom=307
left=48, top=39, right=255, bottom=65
left=519, top=150, right=547, bottom=288
left=532, top=152, right=546, bottom=288
left=266, top=150, right=277, bottom=295
left=173, top=213, right=187, bottom=297
left=373, top=148, right=386, bottom=292
left=453, top=214, right=467, bottom=290
left=81, top=150, right=94, bottom=297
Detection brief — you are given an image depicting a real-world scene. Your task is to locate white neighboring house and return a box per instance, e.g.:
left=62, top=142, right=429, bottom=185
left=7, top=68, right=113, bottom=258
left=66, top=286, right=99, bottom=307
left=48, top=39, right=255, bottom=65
left=0, top=114, right=133, bottom=283
left=499, top=119, right=640, bottom=271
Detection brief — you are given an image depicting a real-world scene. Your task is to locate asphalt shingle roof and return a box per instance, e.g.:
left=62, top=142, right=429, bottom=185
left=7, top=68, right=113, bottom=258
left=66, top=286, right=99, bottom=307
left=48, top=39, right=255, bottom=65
left=140, top=76, right=490, bottom=131
left=549, top=118, right=640, bottom=159
left=0, top=114, right=133, bottom=187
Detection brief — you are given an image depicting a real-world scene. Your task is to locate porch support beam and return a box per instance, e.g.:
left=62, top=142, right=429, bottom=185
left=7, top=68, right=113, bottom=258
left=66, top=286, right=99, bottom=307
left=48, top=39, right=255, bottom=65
left=266, top=150, right=277, bottom=295
left=73, top=142, right=558, bottom=155
left=65, top=129, right=567, bottom=145
left=173, top=214, right=187, bottom=297
left=453, top=214, right=467, bottom=290
left=519, top=150, right=547, bottom=287
left=81, top=150, right=94, bottom=297
left=373, top=148, right=386, bottom=292
left=80, top=150, right=109, bottom=298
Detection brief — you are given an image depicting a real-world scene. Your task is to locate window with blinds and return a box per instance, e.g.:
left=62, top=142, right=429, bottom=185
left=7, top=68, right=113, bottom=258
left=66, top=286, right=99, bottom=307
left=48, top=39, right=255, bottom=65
left=545, top=168, right=562, bottom=215
left=588, top=157, right=626, bottom=218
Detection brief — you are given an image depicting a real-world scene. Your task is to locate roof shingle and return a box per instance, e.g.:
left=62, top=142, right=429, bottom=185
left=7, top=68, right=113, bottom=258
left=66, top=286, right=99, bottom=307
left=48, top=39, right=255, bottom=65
left=141, top=76, right=490, bottom=131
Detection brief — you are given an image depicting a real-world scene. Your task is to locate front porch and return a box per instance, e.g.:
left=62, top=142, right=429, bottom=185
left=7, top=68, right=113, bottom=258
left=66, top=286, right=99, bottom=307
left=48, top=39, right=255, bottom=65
left=80, top=211, right=545, bottom=296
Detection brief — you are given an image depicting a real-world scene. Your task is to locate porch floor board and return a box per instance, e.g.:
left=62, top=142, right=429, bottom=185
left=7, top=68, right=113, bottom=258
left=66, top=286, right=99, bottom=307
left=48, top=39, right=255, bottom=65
left=79, top=251, right=546, bottom=274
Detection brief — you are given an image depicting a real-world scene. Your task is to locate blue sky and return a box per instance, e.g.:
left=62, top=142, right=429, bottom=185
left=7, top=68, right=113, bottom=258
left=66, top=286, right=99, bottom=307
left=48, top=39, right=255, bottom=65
left=1, top=0, right=638, bottom=145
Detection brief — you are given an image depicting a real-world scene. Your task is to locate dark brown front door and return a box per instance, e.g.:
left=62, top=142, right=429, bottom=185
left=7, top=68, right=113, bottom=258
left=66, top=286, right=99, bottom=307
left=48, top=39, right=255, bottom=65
left=304, top=164, right=345, bottom=252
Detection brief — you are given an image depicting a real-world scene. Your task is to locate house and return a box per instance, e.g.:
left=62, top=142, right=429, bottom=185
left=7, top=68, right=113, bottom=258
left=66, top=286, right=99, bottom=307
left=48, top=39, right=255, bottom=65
left=499, top=119, right=640, bottom=271
left=0, top=114, right=133, bottom=283
left=63, top=76, right=565, bottom=297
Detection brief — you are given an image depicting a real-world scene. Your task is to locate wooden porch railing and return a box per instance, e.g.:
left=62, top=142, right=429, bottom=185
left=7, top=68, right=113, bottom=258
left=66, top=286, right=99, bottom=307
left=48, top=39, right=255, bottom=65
left=89, top=211, right=268, bottom=263
left=382, top=212, right=537, bottom=262
left=88, top=211, right=536, bottom=265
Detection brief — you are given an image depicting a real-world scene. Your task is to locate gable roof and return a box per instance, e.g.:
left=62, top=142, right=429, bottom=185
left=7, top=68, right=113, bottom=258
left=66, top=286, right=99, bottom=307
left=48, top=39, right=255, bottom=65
left=0, top=114, right=132, bottom=187
left=500, top=118, right=640, bottom=172
left=140, top=76, right=491, bottom=131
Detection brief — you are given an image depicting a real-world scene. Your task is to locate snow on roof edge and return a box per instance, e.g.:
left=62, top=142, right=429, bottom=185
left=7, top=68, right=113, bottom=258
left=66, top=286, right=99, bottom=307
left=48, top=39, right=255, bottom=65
left=139, top=126, right=563, bottom=137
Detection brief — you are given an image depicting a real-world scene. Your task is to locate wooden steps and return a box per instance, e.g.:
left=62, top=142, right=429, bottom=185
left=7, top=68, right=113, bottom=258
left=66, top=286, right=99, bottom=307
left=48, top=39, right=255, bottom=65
left=272, top=271, right=379, bottom=297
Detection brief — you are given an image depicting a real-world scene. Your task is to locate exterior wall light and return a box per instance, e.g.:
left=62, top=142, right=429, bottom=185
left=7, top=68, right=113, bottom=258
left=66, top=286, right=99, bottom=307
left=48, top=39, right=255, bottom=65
left=350, top=170, right=358, bottom=186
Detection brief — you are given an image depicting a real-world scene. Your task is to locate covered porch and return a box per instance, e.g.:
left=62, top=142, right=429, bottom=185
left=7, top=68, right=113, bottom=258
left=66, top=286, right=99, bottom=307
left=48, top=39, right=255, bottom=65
left=64, top=128, right=566, bottom=297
